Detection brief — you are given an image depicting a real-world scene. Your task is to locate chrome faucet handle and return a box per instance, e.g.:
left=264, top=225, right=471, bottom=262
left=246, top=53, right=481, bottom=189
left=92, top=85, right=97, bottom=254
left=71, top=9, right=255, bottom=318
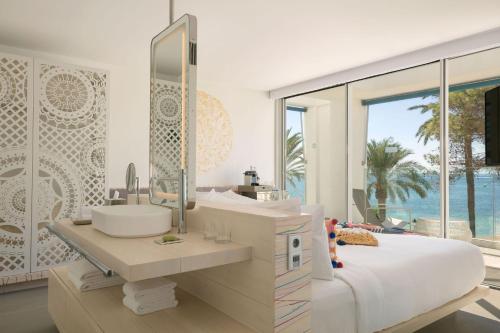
left=177, top=169, right=188, bottom=233
left=136, top=177, right=140, bottom=205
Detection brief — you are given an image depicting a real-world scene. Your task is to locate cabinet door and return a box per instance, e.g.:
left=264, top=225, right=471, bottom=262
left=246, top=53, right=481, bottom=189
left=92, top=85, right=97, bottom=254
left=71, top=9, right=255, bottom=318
left=0, top=52, right=33, bottom=277
left=32, top=60, right=108, bottom=271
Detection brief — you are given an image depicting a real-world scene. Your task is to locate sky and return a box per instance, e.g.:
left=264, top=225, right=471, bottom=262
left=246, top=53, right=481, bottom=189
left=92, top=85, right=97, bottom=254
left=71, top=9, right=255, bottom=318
left=367, top=96, right=439, bottom=168
left=286, top=110, right=303, bottom=135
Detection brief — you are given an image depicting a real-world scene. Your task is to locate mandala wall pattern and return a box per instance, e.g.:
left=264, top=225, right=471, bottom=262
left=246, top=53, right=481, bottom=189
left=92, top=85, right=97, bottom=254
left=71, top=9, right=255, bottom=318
left=0, top=53, right=31, bottom=277
left=196, top=90, right=233, bottom=173
left=33, top=62, right=108, bottom=270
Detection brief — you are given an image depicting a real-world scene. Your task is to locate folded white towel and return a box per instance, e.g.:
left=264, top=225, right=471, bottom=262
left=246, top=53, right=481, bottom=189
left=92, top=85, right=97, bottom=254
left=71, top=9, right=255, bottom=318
left=123, top=277, right=176, bottom=297
left=123, top=295, right=178, bottom=315
left=68, top=259, right=104, bottom=281
left=128, top=289, right=175, bottom=303
left=73, top=274, right=111, bottom=285
left=68, top=271, right=124, bottom=291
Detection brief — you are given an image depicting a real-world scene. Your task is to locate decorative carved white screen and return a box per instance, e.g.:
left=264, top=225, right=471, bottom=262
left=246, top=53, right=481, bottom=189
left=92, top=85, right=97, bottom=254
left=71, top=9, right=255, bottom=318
left=0, top=52, right=108, bottom=277
left=32, top=60, right=108, bottom=271
left=151, top=79, right=181, bottom=196
left=0, top=52, right=33, bottom=276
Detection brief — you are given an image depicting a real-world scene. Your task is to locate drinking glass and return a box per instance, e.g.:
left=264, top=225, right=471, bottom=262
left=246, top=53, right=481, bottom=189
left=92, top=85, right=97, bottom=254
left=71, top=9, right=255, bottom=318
left=215, top=222, right=231, bottom=243
left=203, top=222, right=216, bottom=240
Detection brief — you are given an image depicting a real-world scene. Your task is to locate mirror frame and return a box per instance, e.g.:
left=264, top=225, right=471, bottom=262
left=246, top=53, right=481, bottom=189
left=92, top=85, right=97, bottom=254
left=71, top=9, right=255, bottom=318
left=149, top=14, right=197, bottom=208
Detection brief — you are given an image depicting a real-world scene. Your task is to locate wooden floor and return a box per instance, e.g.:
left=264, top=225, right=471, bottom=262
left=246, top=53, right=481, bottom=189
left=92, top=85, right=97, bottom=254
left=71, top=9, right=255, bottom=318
left=0, top=284, right=499, bottom=333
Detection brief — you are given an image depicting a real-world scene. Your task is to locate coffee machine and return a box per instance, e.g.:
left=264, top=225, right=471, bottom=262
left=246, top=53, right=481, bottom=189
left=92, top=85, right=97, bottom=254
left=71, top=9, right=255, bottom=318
left=239, top=166, right=273, bottom=200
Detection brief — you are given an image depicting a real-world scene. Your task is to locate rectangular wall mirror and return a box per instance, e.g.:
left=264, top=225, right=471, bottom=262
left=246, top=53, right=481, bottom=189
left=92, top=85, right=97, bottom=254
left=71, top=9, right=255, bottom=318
left=150, top=14, right=197, bottom=208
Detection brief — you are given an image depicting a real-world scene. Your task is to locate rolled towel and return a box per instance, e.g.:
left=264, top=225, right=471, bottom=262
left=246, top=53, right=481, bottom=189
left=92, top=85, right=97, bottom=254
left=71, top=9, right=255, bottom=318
left=69, top=259, right=104, bottom=281
left=123, top=295, right=178, bottom=315
left=123, top=277, right=176, bottom=298
left=128, top=288, right=175, bottom=303
left=68, top=271, right=124, bottom=291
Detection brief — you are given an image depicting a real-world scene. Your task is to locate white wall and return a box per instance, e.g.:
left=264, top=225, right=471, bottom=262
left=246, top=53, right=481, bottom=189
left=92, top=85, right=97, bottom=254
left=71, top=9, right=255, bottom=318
left=196, top=81, right=274, bottom=187
left=0, top=43, right=274, bottom=192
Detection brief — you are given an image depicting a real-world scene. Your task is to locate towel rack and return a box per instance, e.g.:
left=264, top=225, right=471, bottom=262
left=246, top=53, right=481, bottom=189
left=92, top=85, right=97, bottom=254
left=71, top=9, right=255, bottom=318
left=46, top=224, right=114, bottom=277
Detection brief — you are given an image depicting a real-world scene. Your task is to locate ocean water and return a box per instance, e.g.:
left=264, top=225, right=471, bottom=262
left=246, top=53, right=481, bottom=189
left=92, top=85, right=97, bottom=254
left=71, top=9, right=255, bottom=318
left=287, top=175, right=500, bottom=239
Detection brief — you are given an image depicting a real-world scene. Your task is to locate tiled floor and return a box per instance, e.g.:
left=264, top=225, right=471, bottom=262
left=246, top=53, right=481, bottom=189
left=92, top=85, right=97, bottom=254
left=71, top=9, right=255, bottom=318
left=417, top=286, right=500, bottom=333
left=0, top=287, right=58, bottom=333
left=0, top=284, right=499, bottom=333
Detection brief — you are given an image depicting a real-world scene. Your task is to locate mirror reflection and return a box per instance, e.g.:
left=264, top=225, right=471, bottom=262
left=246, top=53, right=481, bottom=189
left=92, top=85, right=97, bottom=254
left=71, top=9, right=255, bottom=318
left=150, top=15, right=196, bottom=210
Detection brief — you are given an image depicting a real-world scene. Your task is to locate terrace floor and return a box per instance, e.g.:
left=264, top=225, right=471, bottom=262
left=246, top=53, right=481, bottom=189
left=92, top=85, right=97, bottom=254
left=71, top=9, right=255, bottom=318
left=482, top=247, right=500, bottom=286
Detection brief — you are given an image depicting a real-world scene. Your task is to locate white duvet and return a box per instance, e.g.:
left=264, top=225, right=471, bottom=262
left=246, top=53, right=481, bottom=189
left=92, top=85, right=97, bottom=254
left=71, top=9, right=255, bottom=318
left=334, top=233, right=485, bottom=333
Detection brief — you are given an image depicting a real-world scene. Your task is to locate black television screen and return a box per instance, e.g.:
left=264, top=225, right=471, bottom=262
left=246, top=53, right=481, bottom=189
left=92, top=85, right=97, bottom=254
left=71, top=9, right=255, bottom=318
left=485, top=86, right=500, bottom=166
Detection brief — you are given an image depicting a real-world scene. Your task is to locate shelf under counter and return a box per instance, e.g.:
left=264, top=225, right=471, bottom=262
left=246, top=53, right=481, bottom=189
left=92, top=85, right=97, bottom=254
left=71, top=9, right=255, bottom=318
left=53, top=220, right=252, bottom=281
left=48, top=266, right=256, bottom=333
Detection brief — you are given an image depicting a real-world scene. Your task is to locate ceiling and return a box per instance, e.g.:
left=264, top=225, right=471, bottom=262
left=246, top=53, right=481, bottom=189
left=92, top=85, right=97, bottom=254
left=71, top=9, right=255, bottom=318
left=1, top=0, right=500, bottom=91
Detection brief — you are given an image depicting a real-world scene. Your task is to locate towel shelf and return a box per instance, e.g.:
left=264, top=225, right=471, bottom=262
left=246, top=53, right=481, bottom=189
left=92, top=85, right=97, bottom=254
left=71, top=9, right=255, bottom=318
left=46, top=224, right=114, bottom=277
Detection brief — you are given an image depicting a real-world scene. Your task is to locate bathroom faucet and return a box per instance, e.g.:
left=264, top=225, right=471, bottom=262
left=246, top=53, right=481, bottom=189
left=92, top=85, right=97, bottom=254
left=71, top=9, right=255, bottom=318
left=177, top=169, right=188, bottom=233
left=136, top=177, right=140, bottom=205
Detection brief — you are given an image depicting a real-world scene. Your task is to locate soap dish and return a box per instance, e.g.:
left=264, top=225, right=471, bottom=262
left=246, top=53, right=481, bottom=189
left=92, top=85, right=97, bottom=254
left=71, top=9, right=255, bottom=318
left=154, top=236, right=184, bottom=245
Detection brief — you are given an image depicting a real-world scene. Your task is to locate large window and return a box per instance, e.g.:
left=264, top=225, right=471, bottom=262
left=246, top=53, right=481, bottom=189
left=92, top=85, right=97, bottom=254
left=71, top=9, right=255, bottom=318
left=280, top=47, right=500, bottom=289
left=285, top=86, right=347, bottom=219
left=349, top=63, right=442, bottom=235
left=280, top=48, right=500, bottom=248
left=449, top=48, right=500, bottom=243
left=285, top=106, right=306, bottom=203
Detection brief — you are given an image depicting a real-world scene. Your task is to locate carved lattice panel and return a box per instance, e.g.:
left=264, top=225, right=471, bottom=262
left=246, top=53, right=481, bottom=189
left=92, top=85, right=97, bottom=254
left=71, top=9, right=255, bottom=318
left=151, top=79, right=182, bottom=196
left=0, top=53, right=32, bottom=277
left=32, top=61, right=108, bottom=271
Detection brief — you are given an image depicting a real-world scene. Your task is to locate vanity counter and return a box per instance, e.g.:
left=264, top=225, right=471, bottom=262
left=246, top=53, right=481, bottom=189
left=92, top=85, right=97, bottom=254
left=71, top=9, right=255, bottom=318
left=53, top=220, right=252, bottom=281
left=48, top=266, right=255, bottom=333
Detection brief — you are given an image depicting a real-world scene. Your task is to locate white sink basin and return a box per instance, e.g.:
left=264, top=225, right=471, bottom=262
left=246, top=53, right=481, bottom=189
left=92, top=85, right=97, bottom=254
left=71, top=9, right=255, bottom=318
left=92, top=205, right=172, bottom=238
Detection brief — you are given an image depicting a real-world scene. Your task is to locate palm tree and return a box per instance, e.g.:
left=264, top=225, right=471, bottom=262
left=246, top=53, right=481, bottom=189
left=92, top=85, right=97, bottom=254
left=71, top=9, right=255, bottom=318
left=286, top=128, right=305, bottom=188
left=366, top=138, right=431, bottom=220
left=409, top=88, right=489, bottom=236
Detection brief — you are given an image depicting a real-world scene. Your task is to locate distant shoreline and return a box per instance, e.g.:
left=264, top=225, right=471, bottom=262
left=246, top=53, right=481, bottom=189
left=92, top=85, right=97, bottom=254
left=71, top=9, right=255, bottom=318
left=287, top=174, right=500, bottom=239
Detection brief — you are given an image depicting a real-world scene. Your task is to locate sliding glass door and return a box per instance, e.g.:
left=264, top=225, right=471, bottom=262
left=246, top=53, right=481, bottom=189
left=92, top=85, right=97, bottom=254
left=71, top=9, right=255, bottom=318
left=448, top=47, right=500, bottom=246
left=285, top=86, right=347, bottom=220
left=348, top=63, right=442, bottom=233
left=284, top=105, right=306, bottom=203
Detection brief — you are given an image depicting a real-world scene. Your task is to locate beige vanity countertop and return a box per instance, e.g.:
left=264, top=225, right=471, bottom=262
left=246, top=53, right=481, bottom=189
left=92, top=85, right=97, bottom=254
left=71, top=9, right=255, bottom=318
left=49, top=266, right=256, bottom=333
left=54, top=220, right=252, bottom=282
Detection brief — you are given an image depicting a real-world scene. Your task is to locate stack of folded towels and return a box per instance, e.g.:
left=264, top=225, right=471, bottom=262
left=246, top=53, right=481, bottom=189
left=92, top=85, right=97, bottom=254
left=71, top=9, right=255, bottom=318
left=68, top=259, right=124, bottom=291
left=122, top=277, right=178, bottom=315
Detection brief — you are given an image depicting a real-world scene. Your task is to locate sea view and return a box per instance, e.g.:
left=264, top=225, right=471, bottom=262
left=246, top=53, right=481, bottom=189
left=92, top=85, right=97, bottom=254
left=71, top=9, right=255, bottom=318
left=287, top=175, right=500, bottom=239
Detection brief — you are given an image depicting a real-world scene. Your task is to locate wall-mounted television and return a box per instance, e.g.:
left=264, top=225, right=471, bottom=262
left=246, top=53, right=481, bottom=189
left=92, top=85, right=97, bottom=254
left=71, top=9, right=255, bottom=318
left=485, top=86, right=500, bottom=166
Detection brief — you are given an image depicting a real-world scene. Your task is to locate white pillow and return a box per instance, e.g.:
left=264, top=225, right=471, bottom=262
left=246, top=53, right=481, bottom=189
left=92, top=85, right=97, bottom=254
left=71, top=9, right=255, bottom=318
left=196, top=189, right=216, bottom=201
left=204, top=191, right=238, bottom=204
left=220, top=190, right=256, bottom=204
left=197, top=190, right=301, bottom=214
left=254, top=198, right=302, bottom=214
left=301, top=205, right=334, bottom=280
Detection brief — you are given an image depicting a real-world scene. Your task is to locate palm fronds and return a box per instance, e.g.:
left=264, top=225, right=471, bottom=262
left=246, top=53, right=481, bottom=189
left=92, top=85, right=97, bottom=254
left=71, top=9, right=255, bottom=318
left=286, top=128, right=305, bottom=188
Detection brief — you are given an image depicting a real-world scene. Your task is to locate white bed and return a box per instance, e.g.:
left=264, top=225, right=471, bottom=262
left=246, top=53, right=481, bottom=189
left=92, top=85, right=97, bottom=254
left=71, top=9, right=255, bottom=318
left=312, top=233, right=486, bottom=333
left=312, top=278, right=357, bottom=333
left=195, top=195, right=487, bottom=332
